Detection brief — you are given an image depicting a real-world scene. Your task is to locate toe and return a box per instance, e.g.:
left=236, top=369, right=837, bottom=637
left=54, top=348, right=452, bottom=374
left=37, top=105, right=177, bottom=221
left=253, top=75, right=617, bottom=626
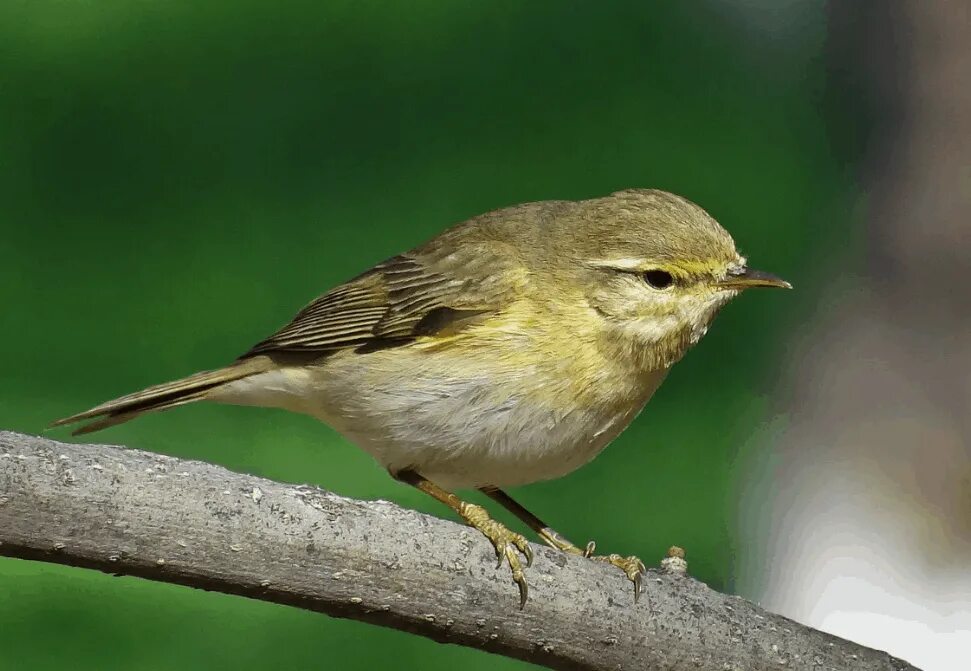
left=511, top=533, right=533, bottom=567
left=632, top=566, right=643, bottom=603
left=623, top=555, right=645, bottom=580
left=505, top=545, right=529, bottom=609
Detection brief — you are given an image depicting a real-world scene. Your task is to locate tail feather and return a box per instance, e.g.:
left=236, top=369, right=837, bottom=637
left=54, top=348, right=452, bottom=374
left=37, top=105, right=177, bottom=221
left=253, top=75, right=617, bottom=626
left=52, top=356, right=274, bottom=435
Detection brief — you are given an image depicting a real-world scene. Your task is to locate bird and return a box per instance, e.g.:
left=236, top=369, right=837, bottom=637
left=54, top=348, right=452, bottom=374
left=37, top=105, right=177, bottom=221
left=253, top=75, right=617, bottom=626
left=53, top=188, right=790, bottom=607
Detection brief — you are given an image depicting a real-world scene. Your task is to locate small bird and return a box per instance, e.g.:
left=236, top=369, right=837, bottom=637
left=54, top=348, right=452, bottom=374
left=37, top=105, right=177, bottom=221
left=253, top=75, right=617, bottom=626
left=54, top=189, right=790, bottom=607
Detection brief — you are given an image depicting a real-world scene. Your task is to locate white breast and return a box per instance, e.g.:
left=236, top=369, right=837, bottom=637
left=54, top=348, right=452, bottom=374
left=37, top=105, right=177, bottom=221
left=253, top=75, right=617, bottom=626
left=214, top=347, right=668, bottom=490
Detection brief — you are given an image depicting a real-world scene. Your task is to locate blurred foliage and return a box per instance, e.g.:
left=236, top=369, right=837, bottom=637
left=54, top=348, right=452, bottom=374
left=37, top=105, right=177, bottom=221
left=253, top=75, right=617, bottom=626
left=0, top=1, right=851, bottom=669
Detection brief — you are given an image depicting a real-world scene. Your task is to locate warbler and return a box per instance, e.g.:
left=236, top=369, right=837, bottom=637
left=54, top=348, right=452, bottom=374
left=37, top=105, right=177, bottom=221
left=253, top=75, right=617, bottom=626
left=54, top=188, right=790, bottom=607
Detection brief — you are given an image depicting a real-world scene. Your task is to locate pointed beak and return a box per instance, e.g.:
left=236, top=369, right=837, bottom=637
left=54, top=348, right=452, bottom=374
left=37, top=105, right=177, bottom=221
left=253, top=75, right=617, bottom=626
left=717, top=268, right=792, bottom=290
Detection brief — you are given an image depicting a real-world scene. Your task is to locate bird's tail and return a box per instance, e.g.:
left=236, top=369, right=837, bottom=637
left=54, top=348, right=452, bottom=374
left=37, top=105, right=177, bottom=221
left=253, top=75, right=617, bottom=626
left=51, top=356, right=274, bottom=436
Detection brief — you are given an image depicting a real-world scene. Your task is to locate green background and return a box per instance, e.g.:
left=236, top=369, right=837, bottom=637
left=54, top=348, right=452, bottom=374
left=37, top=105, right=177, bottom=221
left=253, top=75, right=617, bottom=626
left=0, top=2, right=852, bottom=669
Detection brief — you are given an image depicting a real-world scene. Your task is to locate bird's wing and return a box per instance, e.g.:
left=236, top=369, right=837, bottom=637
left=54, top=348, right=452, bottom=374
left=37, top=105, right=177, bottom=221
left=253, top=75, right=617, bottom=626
left=240, top=243, right=525, bottom=358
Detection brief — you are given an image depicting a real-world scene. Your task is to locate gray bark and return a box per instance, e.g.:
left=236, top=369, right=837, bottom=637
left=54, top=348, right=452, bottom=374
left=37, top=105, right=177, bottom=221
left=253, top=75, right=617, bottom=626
left=0, top=431, right=919, bottom=671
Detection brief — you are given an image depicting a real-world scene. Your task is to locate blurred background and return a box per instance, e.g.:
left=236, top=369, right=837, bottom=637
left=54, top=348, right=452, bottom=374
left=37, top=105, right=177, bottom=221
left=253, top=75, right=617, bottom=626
left=0, top=2, right=966, bottom=670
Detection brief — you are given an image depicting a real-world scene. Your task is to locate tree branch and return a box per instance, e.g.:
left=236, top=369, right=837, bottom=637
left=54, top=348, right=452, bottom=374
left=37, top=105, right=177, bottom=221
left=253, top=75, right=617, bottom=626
left=0, top=431, right=918, bottom=671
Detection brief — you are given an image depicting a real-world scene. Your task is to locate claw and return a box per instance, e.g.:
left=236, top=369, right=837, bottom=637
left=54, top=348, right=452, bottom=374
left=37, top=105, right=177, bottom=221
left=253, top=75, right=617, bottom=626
left=516, top=535, right=534, bottom=568
left=517, top=579, right=528, bottom=609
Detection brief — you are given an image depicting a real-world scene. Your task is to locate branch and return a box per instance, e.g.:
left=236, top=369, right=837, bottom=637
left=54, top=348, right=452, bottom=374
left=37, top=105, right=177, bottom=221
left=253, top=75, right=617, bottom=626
left=0, top=431, right=919, bottom=671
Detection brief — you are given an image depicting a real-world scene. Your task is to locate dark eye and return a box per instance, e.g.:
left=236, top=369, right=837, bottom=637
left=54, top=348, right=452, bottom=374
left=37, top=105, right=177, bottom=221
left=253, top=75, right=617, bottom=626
left=643, top=269, right=674, bottom=289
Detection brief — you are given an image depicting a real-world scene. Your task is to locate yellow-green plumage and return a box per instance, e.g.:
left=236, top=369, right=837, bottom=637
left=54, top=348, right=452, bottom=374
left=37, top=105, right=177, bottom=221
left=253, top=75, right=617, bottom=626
left=53, top=187, right=789, bottom=604
left=54, top=188, right=784, bottom=485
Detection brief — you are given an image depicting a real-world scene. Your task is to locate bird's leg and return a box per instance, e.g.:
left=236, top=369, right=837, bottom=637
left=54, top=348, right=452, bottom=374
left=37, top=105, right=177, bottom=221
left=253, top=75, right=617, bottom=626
left=394, top=469, right=533, bottom=608
left=479, top=486, right=593, bottom=555
left=479, top=486, right=646, bottom=602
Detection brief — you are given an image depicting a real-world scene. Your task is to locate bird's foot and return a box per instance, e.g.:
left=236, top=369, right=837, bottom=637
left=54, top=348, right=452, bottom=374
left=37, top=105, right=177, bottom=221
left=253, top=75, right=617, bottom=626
left=589, top=550, right=647, bottom=602
left=537, top=529, right=645, bottom=602
left=458, top=502, right=534, bottom=608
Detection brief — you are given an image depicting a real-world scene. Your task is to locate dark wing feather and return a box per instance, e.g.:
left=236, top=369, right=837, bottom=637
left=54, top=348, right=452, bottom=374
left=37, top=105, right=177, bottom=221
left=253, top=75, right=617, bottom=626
left=240, top=249, right=517, bottom=358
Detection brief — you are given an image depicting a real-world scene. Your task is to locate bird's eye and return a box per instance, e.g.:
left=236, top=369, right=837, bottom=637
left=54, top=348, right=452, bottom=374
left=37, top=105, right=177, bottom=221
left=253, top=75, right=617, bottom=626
left=643, top=269, right=674, bottom=289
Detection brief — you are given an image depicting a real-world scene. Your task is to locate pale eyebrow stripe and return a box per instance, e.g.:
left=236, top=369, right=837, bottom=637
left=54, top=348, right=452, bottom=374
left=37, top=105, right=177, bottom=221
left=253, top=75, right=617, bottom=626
left=586, top=258, right=647, bottom=271
left=588, top=256, right=748, bottom=277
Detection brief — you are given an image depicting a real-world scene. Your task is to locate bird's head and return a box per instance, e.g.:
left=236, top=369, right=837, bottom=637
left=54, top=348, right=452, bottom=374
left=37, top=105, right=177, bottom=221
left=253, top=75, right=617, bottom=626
left=551, top=189, right=790, bottom=370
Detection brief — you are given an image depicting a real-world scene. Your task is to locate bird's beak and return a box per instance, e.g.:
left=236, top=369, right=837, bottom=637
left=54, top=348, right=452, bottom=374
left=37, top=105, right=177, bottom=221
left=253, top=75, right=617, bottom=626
left=717, top=268, right=792, bottom=290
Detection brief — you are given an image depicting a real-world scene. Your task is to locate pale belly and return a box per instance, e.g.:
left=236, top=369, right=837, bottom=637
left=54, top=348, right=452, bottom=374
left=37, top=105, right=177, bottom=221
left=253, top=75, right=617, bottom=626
left=215, top=346, right=669, bottom=490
